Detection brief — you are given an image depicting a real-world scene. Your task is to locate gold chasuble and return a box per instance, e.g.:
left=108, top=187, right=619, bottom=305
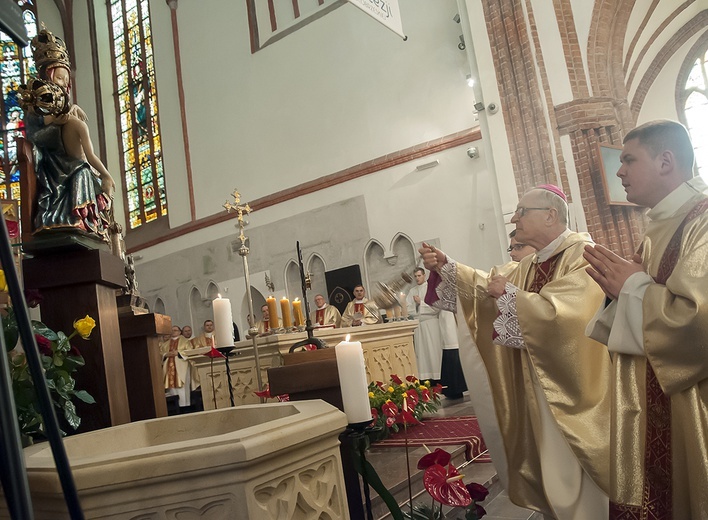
left=457, top=232, right=611, bottom=516
left=609, top=195, right=708, bottom=520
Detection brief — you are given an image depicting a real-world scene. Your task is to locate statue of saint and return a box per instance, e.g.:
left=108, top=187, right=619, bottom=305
left=19, top=27, right=115, bottom=244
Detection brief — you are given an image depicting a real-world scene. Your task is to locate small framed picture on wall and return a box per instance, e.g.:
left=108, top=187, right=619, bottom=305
left=597, top=143, right=635, bottom=206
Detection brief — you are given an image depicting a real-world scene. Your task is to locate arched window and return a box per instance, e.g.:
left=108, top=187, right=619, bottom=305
left=0, top=1, right=38, bottom=203
left=107, top=0, right=167, bottom=229
left=678, top=41, right=708, bottom=181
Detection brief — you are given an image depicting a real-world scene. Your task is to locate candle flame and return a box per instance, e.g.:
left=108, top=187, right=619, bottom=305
left=217, top=293, right=221, bottom=298
left=293, top=298, right=300, bottom=302
left=345, top=334, right=351, bottom=342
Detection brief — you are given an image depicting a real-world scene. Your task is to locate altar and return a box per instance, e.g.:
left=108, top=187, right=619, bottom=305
left=192, top=320, right=419, bottom=410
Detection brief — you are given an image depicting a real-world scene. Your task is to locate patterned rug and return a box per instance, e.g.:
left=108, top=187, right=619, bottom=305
left=372, top=416, right=491, bottom=463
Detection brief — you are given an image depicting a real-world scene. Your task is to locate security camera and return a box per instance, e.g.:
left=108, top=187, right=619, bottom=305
left=466, top=147, right=479, bottom=159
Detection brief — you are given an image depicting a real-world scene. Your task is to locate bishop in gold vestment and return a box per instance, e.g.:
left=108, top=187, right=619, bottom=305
left=423, top=185, right=611, bottom=520
left=585, top=121, right=708, bottom=520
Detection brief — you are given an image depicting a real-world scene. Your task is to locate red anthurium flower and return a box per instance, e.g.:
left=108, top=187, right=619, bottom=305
left=420, top=387, right=431, bottom=402
left=205, top=346, right=226, bottom=359
left=405, top=375, right=418, bottom=383
left=276, top=393, right=290, bottom=402
left=417, top=448, right=452, bottom=469
left=382, top=400, right=398, bottom=417
left=35, top=334, right=53, bottom=356
left=371, top=408, right=379, bottom=421
left=405, top=391, right=419, bottom=409
left=385, top=416, right=395, bottom=427
left=376, top=381, right=386, bottom=391
left=396, top=409, right=420, bottom=426
left=303, top=343, right=317, bottom=351
left=390, top=374, right=403, bottom=385
left=423, top=464, right=472, bottom=508
left=466, top=482, right=489, bottom=502
left=432, top=383, right=443, bottom=394
left=474, top=503, right=487, bottom=518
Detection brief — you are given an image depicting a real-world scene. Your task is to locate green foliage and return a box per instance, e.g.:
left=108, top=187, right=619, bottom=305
left=368, top=375, right=442, bottom=435
left=3, top=307, right=95, bottom=439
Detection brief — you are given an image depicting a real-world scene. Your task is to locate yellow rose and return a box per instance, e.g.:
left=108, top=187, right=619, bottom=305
left=0, top=269, right=7, bottom=292
left=73, top=315, right=96, bottom=339
left=368, top=392, right=374, bottom=398
left=388, top=386, right=394, bottom=393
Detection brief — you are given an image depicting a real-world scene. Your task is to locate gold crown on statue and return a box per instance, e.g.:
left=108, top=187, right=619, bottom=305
left=19, top=78, right=70, bottom=117
left=31, top=26, right=71, bottom=74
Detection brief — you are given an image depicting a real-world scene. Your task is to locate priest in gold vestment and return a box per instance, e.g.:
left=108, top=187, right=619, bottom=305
left=340, top=284, right=380, bottom=327
left=422, top=185, right=611, bottom=520
left=585, top=120, right=708, bottom=520
left=311, top=294, right=342, bottom=327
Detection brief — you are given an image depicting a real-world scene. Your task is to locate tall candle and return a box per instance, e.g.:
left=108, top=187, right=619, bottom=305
left=212, top=295, right=233, bottom=348
left=399, top=292, right=408, bottom=317
left=335, top=335, right=372, bottom=425
left=394, top=304, right=402, bottom=318
left=292, top=299, right=304, bottom=326
left=266, top=296, right=279, bottom=330
left=280, top=297, right=292, bottom=328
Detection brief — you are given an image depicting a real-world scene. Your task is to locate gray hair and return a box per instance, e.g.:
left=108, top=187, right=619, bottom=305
left=532, top=188, right=569, bottom=225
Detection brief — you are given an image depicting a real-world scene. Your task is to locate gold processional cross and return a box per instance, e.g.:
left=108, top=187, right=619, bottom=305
left=223, top=190, right=252, bottom=247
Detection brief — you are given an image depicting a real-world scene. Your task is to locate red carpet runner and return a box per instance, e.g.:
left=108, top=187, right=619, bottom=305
left=372, top=416, right=491, bottom=463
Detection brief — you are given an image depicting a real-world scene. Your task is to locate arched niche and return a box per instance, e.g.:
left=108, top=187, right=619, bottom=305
left=362, top=239, right=388, bottom=297
left=154, top=297, right=165, bottom=315
left=205, top=281, right=220, bottom=300
left=189, top=286, right=211, bottom=332
left=284, top=260, right=300, bottom=301
left=242, top=287, right=267, bottom=328
left=390, top=233, right=417, bottom=293
left=307, top=253, right=327, bottom=311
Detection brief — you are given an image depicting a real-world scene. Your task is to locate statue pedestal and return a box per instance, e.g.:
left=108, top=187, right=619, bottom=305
left=119, top=312, right=172, bottom=422
left=23, top=248, right=130, bottom=432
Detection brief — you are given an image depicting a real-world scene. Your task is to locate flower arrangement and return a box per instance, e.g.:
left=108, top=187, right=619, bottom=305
left=368, top=374, right=442, bottom=435
left=3, top=304, right=96, bottom=441
left=408, top=447, right=488, bottom=520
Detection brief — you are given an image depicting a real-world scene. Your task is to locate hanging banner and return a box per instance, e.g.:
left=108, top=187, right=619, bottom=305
left=346, top=0, right=406, bottom=40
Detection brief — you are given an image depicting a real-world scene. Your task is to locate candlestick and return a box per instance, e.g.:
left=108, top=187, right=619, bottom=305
left=266, top=296, right=279, bottom=330
left=213, top=295, right=234, bottom=348
left=293, top=298, right=304, bottom=327
left=399, top=292, right=408, bottom=317
left=280, top=297, right=292, bottom=328
left=394, top=304, right=402, bottom=318
left=335, top=335, right=372, bottom=425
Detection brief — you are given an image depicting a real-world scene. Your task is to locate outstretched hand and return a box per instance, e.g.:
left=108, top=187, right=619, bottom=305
left=419, top=242, right=447, bottom=272
left=583, top=244, right=644, bottom=299
left=488, top=275, right=509, bottom=298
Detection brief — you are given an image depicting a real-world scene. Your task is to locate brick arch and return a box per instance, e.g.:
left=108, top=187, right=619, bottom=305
left=630, top=11, right=708, bottom=116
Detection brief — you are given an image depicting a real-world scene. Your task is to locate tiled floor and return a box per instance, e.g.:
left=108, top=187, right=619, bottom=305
left=365, top=394, right=543, bottom=520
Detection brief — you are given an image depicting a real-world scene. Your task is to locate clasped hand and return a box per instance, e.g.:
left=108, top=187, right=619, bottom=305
left=583, top=244, right=644, bottom=300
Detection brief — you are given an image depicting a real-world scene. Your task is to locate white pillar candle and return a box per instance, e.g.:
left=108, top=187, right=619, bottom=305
left=335, top=335, right=372, bottom=425
left=213, top=295, right=234, bottom=348
left=399, top=292, right=408, bottom=317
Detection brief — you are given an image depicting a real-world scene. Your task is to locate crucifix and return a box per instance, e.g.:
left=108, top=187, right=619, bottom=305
left=223, top=189, right=264, bottom=400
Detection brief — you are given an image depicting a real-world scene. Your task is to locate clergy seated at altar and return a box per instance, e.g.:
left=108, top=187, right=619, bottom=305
left=256, top=303, right=281, bottom=335
left=160, top=326, right=195, bottom=410
left=421, top=184, right=612, bottom=520
left=311, top=294, right=341, bottom=328
left=340, top=284, right=379, bottom=327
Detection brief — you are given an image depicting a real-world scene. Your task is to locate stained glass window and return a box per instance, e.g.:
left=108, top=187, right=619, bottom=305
left=682, top=45, right=708, bottom=181
left=108, top=0, right=167, bottom=229
left=0, top=1, right=38, bottom=204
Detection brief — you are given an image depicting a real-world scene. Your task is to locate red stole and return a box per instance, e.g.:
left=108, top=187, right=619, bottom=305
left=610, top=198, right=708, bottom=520
left=316, top=309, right=325, bottom=325
left=166, top=338, right=179, bottom=388
left=528, top=255, right=562, bottom=293
left=354, top=302, right=364, bottom=314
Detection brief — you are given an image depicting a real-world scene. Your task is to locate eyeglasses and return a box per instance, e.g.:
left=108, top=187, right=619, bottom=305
left=513, top=206, right=551, bottom=217
left=507, top=244, right=529, bottom=253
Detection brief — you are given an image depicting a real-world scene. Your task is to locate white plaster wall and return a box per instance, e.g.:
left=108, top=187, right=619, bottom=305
left=626, top=2, right=705, bottom=101
left=569, top=0, right=595, bottom=97
left=529, top=0, right=574, bottom=104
